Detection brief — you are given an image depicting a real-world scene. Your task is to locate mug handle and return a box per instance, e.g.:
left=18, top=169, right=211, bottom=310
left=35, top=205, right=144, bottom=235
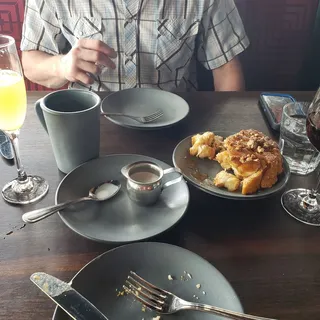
left=162, top=167, right=183, bottom=190
left=35, top=99, right=48, bottom=133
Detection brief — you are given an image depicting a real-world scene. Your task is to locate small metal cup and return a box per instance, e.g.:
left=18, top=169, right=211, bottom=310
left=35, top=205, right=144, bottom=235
left=121, top=161, right=183, bottom=206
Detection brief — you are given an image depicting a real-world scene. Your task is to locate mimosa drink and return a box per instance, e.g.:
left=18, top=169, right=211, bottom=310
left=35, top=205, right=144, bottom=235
left=0, top=69, right=27, bottom=131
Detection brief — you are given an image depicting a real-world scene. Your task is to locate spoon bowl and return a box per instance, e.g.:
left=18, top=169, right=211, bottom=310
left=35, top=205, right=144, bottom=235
left=22, top=180, right=121, bottom=223
left=89, top=180, right=121, bottom=201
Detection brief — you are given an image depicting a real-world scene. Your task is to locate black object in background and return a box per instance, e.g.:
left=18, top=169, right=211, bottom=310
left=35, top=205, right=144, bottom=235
left=259, top=93, right=296, bottom=131
left=0, top=131, right=14, bottom=161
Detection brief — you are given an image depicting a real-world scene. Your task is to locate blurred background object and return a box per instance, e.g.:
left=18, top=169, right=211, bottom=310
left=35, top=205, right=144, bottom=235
left=198, top=0, right=320, bottom=91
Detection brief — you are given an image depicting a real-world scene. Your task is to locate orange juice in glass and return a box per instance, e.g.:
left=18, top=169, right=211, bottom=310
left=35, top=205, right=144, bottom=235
left=0, top=35, right=48, bottom=204
left=0, top=70, right=27, bottom=130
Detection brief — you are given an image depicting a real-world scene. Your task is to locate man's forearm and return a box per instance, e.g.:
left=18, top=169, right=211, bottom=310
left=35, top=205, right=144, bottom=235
left=21, top=51, right=67, bottom=89
left=212, top=57, right=245, bottom=91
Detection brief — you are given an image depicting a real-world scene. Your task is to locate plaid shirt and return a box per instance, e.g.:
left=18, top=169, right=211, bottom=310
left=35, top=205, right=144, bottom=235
left=21, top=0, right=249, bottom=92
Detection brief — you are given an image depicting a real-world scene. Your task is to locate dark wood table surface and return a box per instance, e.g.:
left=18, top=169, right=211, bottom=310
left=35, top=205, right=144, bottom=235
left=1, top=91, right=319, bottom=320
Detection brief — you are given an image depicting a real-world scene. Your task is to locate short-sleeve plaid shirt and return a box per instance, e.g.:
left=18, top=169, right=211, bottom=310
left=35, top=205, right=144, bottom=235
left=21, top=0, right=249, bottom=92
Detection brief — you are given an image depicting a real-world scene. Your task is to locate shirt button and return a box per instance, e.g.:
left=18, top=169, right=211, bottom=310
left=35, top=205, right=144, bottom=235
left=126, top=55, right=133, bottom=61
left=79, top=31, right=83, bottom=36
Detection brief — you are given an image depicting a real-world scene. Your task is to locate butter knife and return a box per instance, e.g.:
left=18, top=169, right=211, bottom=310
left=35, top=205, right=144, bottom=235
left=30, top=272, right=109, bottom=320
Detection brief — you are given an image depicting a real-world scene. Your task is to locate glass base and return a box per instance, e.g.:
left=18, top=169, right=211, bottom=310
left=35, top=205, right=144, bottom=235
left=2, top=175, right=49, bottom=205
left=281, top=188, right=320, bottom=226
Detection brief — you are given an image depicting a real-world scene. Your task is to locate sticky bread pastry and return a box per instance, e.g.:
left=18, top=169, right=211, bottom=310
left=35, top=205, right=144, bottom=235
left=215, top=151, right=232, bottom=170
left=242, top=170, right=263, bottom=195
left=217, top=129, right=283, bottom=194
left=213, top=171, right=240, bottom=192
left=189, top=132, right=224, bottom=160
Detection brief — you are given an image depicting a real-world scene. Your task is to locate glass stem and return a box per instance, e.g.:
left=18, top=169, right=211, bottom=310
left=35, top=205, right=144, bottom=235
left=7, top=130, right=28, bottom=183
left=310, top=170, right=320, bottom=198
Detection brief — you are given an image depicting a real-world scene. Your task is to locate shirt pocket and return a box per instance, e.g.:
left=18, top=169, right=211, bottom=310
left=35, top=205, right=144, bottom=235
left=156, top=19, right=200, bottom=71
left=60, top=17, right=103, bottom=42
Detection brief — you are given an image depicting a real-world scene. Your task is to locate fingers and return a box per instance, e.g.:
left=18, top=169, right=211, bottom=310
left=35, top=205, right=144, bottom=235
left=77, top=59, right=100, bottom=75
left=75, top=71, right=93, bottom=85
left=76, top=47, right=116, bottom=69
left=60, top=39, right=117, bottom=85
left=60, top=54, right=94, bottom=85
left=77, top=39, right=117, bottom=59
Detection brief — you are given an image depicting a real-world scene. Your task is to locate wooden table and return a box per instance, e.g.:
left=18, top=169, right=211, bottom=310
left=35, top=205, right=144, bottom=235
left=1, top=91, right=319, bottom=320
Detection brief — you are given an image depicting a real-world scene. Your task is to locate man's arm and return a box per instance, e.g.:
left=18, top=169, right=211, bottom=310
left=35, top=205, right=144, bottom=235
left=22, top=40, right=117, bottom=89
left=197, top=0, right=249, bottom=91
left=212, top=56, right=245, bottom=91
left=22, top=51, right=66, bottom=89
left=21, top=0, right=115, bottom=89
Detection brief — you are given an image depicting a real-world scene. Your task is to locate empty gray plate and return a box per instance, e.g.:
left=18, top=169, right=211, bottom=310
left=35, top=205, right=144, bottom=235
left=172, top=132, right=290, bottom=200
left=56, top=154, right=189, bottom=243
left=101, top=88, right=189, bottom=129
left=53, top=242, right=243, bottom=320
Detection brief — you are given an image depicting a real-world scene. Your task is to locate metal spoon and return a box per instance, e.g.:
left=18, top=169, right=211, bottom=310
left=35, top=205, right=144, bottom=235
left=22, top=180, right=121, bottom=224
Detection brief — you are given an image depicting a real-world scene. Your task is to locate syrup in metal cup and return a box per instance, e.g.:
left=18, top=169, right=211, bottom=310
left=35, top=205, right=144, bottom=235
left=121, top=161, right=182, bottom=206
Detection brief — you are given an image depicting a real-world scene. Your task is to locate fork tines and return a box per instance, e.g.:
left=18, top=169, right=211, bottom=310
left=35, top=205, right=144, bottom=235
left=123, top=271, right=166, bottom=312
left=143, top=109, right=164, bottom=122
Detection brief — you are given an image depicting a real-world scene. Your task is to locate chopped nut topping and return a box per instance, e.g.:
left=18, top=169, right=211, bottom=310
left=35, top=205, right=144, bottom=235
left=257, top=146, right=264, bottom=153
left=247, top=139, right=257, bottom=149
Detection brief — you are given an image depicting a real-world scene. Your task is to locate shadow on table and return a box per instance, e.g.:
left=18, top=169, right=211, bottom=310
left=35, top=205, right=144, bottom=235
left=154, top=183, right=297, bottom=245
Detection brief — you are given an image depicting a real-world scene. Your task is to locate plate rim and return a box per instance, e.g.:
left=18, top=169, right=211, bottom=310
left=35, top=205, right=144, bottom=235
left=55, top=153, right=190, bottom=243
left=101, top=88, right=190, bottom=130
left=52, top=241, right=244, bottom=320
left=172, top=131, right=291, bottom=200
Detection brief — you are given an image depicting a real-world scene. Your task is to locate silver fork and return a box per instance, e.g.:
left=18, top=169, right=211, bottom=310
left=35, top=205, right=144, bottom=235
left=101, top=109, right=164, bottom=124
left=124, top=271, right=277, bottom=320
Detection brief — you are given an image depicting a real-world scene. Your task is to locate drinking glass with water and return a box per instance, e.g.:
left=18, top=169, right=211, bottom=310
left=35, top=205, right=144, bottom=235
left=281, top=88, right=320, bottom=226
left=279, top=102, right=320, bottom=175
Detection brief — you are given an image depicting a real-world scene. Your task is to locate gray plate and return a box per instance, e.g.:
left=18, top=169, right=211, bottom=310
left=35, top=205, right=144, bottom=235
left=53, top=242, right=243, bottom=320
left=172, top=131, right=290, bottom=200
left=56, top=154, right=189, bottom=243
left=101, top=88, right=189, bottom=130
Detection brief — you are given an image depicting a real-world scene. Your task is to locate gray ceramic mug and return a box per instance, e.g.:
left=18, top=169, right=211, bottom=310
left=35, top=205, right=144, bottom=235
left=35, top=89, right=101, bottom=174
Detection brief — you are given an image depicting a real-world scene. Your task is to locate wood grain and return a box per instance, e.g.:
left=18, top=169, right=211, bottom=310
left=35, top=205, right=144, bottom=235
left=0, top=91, right=319, bottom=320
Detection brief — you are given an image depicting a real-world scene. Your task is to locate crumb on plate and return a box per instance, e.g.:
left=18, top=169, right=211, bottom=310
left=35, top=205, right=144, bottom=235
left=117, top=290, right=125, bottom=297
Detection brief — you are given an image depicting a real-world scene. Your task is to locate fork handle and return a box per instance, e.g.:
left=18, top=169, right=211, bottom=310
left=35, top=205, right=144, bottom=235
left=181, top=302, right=277, bottom=320
left=101, top=112, right=136, bottom=119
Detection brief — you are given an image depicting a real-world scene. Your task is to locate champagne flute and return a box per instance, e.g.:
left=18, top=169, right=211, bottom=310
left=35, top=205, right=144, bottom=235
left=0, top=34, right=49, bottom=204
left=281, top=87, right=320, bottom=226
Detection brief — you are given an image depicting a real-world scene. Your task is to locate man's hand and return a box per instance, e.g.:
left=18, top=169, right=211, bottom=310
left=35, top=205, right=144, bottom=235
left=58, top=39, right=117, bottom=85
left=212, top=57, right=245, bottom=91
left=22, top=39, right=118, bottom=89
